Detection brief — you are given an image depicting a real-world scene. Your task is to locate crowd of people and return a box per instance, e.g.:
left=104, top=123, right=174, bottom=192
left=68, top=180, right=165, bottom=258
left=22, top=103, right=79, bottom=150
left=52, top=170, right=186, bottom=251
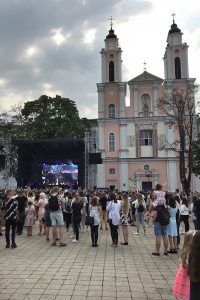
left=0, top=184, right=200, bottom=299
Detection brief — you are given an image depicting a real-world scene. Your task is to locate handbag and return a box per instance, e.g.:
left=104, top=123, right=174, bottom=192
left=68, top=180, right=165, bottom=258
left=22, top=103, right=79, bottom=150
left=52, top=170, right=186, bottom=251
left=85, top=215, right=94, bottom=226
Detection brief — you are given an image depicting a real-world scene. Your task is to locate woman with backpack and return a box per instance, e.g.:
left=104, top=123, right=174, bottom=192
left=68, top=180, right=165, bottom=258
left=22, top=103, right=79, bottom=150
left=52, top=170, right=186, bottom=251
left=134, top=193, right=146, bottom=235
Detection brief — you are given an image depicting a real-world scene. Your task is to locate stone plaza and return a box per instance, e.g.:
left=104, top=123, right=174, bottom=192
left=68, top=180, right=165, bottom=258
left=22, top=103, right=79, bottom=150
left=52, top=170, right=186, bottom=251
left=0, top=225, right=179, bottom=300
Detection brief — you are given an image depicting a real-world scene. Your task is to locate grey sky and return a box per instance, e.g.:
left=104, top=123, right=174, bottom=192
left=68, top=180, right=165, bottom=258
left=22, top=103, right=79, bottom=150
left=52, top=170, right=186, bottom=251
left=0, top=0, right=199, bottom=118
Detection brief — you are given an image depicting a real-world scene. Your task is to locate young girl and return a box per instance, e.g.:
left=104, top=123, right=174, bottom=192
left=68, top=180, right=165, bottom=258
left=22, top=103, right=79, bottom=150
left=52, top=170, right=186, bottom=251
left=134, top=193, right=146, bottom=235
left=89, top=196, right=100, bottom=247
left=37, top=192, right=48, bottom=236
left=187, top=230, right=200, bottom=300
left=172, top=230, right=194, bottom=300
left=44, top=202, right=52, bottom=241
left=152, top=183, right=166, bottom=207
left=167, top=196, right=178, bottom=253
left=120, top=192, right=129, bottom=245
left=24, top=201, right=36, bottom=237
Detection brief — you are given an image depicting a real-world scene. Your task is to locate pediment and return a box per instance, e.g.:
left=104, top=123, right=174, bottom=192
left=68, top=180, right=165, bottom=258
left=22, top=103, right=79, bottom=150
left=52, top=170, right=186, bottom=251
left=128, top=71, right=164, bottom=83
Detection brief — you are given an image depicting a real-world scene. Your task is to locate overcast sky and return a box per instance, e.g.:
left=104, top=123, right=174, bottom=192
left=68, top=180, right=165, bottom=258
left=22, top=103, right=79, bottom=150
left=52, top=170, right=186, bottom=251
left=0, top=0, right=200, bottom=118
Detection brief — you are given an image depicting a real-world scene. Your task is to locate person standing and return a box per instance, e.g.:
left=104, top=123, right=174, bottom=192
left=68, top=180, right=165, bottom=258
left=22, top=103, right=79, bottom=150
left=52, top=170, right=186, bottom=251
left=2, top=190, right=18, bottom=248
left=180, top=197, right=190, bottom=233
left=99, top=192, right=108, bottom=230
left=134, top=193, right=146, bottom=235
left=16, top=191, right=27, bottom=235
left=106, top=193, right=121, bottom=247
left=89, top=196, right=100, bottom=247
left=49, top=187, right=66, bottom=247
left=167, top=196, right=178, bottom=253
left=71, top=192, right=83, bottom=243
left=187, top=230, right=200, bottom=300
left=37, top=192, right=48, bottom=236
left=24, top=201, right=36, bottom=236
left=120, top=192, right=129, bottom=245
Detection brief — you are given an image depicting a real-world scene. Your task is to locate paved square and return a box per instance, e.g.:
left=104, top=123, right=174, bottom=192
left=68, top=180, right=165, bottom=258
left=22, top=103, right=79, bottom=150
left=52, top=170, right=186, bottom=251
left=0, top=225, right=179, bottom=299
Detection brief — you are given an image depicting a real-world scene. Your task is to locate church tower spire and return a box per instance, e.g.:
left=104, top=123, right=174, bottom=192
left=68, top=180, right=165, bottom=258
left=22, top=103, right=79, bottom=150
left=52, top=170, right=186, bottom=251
left=163, top=14, right=189, bottom=80
left=100, top=17, right=122, bottom=83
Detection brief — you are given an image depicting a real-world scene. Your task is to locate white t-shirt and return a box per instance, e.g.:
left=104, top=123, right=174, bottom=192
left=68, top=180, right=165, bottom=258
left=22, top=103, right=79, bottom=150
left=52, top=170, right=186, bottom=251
left=106, top=200, right=121, bottom=226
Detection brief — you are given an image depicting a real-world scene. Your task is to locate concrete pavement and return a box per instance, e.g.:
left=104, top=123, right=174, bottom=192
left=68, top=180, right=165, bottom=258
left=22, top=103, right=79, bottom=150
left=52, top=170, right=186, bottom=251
left=0, top=224, right=180, bottom=299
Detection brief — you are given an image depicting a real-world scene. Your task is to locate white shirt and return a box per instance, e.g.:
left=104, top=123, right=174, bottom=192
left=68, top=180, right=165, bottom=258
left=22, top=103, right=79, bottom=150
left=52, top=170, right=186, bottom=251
left=106, top=200, right=121, bottom=225
left=89, top=206, right=100, bottom=225
left=180, top=204, right=189, bottom=215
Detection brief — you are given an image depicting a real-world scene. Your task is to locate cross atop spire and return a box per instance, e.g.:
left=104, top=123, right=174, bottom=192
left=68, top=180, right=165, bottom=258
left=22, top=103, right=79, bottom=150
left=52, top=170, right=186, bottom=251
left=143, top=61, right=147, bottom=72
left=108, top=16, right=115, bottom=29
left=171, top=12, right=176, bottom=24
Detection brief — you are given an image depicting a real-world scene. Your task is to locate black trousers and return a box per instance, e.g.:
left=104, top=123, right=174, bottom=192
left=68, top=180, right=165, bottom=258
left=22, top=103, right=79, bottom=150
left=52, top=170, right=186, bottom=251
left=109, top=223, right=118, bottom=244
left=5, top=219, right=17, bottom=245
left=180, top=215, right=189, bottom=232
left=72, top=216, right=81, bottom=240
left=90, top=225, right=99, bottom=245
left=190, top=281, right=200, bottom=300
left=65, top=213, right=72, bottom=229
left=16, top=211, right=25, bottom=234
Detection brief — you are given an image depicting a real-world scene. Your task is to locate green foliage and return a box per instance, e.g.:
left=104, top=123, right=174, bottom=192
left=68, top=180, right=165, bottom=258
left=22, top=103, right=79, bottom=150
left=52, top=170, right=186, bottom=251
left=17, top=95, right=90, bottom=139
left=190, top=138, right=200, bottom=177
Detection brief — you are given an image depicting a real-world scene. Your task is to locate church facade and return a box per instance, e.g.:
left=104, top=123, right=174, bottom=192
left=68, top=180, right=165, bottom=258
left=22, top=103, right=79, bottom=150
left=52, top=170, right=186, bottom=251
left=96, top=19, right=199, bottom=192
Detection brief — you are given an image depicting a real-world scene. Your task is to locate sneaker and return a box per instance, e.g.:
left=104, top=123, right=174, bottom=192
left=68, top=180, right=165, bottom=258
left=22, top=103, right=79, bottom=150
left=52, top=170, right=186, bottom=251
left=134, top=232, right=139, bottom=235
left=72, top=239, right=79, bottom=243
left=6, top=243, right=10, bottom=248
left=11, top=243, right=17, bottom=249
left=71, top=235, right=75, bottom=239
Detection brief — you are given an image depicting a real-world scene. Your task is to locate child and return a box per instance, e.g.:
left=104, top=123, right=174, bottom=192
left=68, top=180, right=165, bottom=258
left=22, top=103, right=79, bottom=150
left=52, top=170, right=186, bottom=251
left=152, top=183, right=166, bottom=207
left=172, top=230, right=194, bottom=300
left=187, top=230, right=200, bottom=300
left=24, top=201, right=36, bottom=237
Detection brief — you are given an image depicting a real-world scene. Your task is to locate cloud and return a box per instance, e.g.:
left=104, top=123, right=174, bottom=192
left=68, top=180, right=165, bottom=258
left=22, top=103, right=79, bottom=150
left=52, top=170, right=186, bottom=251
left=0, top=0, right=159, bottom=118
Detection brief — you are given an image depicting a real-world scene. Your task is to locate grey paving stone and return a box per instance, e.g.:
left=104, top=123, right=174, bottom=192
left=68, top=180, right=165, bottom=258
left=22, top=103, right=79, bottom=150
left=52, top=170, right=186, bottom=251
left=0, top=224, right=184, bottom=300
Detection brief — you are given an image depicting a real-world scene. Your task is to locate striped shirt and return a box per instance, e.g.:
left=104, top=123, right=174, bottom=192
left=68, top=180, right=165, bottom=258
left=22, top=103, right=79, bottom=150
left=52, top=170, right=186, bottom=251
left=2, top=197, right=18, bottom=221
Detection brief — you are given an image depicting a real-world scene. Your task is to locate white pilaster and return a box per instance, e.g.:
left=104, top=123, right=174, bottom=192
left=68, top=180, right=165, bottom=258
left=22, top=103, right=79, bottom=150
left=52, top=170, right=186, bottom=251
left=119, top=83, right=126, bottom=118
left=133, top=85, right=138, bottom=117
left=120, top=162, right=128, bottom=191
left=167, top=160, right=177, bottom=192
left=97, top=84, right=104, bottom=119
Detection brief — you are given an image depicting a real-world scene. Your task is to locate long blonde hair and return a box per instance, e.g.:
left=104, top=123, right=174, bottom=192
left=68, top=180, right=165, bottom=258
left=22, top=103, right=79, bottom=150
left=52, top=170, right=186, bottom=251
left=181, top=230, right=194, bottom=269
left=122, top=193, right=128, bottom=215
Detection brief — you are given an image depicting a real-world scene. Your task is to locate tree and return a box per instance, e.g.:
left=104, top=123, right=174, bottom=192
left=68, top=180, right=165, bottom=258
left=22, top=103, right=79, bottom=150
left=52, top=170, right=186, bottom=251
left=190, top=138, right=200, bottom=177
left=158, top=84, right=199, bottom=194
left=18, top=95, right=90, bottom=139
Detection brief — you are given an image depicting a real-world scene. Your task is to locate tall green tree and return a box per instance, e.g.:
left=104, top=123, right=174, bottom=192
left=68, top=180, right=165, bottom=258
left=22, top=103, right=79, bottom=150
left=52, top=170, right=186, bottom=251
left=19, top=95, right=90, bottom=139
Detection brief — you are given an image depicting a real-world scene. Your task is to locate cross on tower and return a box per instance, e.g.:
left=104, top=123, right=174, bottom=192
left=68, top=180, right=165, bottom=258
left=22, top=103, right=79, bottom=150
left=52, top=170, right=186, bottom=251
left=108, top=16, right=115, bottom=29
left=171, top=12, right=176, bottom=24
left=143, top=61, right=147, bottom=71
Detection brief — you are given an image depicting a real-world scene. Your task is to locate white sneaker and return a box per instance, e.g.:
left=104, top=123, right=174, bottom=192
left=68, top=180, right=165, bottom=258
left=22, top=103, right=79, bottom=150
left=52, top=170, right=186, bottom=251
left=134, top=232, right=139, bottom=235
left=71, top=235, right=75, bottom=239
left=72, top=239, right=79, bottom=243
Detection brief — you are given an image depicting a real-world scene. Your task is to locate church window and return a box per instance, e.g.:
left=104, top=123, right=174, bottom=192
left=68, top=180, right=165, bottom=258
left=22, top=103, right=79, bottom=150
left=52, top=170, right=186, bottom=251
left=108, top=104, right=115, bottom=118
left=175, top=57, right=181, bottom=79
left=140, top=130, right=152, bottom=146
left=141, top=94, right=151, bottom=117
left=109, top=133, right=115, bottom=151
left=109, top=168, right=115, bottom=174
left=109, top=61, right=114, bottom=82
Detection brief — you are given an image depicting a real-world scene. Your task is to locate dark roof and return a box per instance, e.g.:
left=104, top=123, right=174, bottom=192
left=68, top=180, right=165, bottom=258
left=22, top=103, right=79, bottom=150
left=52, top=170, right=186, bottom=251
left=169, top=22, right=181, bottom=34
left=128, top=71, right=164, bottom=83
left=106, top=28, right=117, bottom=39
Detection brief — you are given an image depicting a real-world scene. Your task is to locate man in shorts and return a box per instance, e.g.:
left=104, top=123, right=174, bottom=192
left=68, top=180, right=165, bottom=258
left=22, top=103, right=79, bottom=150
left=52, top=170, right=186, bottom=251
left=49, top=187, right=66, bottom=247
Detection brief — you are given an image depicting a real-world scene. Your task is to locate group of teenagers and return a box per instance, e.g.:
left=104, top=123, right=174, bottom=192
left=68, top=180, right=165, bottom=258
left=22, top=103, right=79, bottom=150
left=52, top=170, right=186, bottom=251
left=1, top=185, right=200, bottom=299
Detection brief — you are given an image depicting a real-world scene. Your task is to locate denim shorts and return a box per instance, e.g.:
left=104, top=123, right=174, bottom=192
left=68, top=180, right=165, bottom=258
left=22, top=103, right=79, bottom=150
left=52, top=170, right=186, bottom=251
left=50, top=211, right=64, bottom=226
left=154, top=222, right=168, bottom=236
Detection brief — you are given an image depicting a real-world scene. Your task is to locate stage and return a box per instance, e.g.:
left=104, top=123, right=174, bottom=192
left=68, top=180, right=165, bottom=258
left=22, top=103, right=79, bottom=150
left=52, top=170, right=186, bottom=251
left=14, top=138, right=85, bottom=188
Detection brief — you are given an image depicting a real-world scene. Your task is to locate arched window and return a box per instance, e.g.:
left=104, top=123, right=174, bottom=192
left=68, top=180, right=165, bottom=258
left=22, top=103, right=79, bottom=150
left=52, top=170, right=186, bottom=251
left=109, top=133, right=115, bottom=151
left=109, top=61, right=114, bottom=82
left=141, top=94, right=151, bottom=117
left=108, top=104, right=115, bottom=118
left=175, top=57, right=181, bottom=79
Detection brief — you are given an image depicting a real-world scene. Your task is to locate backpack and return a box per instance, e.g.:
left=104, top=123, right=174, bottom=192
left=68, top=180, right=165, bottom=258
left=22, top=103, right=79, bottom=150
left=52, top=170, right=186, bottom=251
left=65, top=199, right=71, bottom=213
left=137, top=204, right=144, bottom=213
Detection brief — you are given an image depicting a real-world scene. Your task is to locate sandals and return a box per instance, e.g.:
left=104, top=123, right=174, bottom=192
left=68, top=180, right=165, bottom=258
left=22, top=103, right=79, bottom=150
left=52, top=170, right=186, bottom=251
left=152, top=252, right=160, bottom=256
left=59, top=243, right=67, bottom=247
